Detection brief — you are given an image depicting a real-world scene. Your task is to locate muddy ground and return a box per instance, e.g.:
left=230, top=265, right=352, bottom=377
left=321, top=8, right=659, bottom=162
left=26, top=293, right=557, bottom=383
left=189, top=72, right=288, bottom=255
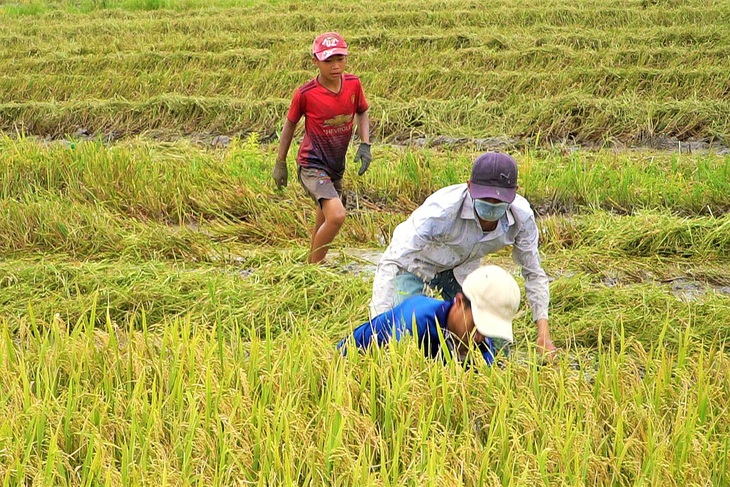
left=15, top=128, right=730, bottom=156
left=286, top=248, right=730, bottom=300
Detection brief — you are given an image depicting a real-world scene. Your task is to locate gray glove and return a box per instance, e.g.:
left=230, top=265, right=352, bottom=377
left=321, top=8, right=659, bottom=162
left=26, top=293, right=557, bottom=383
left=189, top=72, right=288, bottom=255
left=272, top=160, right=288, bottom=189
left=354, top=142, right=372, bottom=176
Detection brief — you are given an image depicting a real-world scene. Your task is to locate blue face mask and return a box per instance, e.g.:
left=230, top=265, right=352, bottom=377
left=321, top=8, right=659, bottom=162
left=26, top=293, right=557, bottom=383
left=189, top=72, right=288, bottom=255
left=474, top=199, right=509, bottom=221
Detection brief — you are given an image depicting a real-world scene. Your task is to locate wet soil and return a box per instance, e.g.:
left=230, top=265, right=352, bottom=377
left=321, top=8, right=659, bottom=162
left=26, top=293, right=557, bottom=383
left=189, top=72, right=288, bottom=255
left=334, top=248, right=730, bottom=299
left=20, top=129, right=730, bottom=155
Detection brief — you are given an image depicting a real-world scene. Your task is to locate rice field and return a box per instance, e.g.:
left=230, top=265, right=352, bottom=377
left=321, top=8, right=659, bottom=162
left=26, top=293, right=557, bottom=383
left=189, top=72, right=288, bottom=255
left=1, top=0, right=730, bottom=485
left=2, top=0, right=730, bottom=143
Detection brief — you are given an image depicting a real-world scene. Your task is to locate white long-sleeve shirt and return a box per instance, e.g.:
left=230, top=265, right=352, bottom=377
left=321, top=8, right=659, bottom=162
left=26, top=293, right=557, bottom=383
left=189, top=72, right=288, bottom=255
left=370, top=183, right=549, bottom=322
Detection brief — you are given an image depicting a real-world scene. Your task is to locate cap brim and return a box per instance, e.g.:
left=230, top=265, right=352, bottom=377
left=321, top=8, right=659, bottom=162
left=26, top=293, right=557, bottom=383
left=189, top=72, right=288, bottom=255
left=472, top=306, right=514, bottom=343
left=314, top=48, right=349, bottom=61
left=469, top=183, right=516, bottom=203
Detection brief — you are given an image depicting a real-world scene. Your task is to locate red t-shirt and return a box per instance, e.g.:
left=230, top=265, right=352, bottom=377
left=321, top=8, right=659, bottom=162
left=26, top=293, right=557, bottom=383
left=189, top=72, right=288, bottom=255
left=287, top=74, right=369, bottom=180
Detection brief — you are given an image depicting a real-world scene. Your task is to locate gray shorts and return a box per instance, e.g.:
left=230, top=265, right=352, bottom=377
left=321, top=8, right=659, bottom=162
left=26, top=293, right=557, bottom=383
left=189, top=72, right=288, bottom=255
left=298, top=167, right=343, bottom=205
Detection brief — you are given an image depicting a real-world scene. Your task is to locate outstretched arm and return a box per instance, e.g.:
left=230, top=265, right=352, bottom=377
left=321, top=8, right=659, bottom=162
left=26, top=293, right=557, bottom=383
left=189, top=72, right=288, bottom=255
left=354, top=111, right=372, bottom=176
left=273, top=119, right=297, bottom=189
left=355, top=110, right=370, bottom=144
left=512, top=214, right=557, bottom=358
left=535, top=318, right=557, bottom=359
left=276, top=119, right=297, bottom=162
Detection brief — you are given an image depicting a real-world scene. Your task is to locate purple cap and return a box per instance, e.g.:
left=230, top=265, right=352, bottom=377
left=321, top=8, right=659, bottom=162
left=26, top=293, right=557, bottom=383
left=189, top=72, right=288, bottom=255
left=469, top=152, right=518, bottom=203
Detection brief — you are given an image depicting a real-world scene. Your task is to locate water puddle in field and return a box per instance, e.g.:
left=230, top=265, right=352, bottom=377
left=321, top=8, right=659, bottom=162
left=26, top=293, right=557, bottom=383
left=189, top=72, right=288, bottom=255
left=335, top=248, right=383, bottom=277
left=666, top=278, right=707, bottom=301
left=601, top=272, right=730, bottom=300
left=664, top=278, right=730, bottom=301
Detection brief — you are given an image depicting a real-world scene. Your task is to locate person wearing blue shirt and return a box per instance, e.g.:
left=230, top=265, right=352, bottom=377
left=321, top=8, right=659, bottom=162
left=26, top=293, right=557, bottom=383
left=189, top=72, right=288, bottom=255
left=339, top=265, right=521, bottom=366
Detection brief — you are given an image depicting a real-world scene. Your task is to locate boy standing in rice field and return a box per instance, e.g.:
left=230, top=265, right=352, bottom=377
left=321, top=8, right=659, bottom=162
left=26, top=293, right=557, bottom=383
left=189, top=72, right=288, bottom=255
left=339, top=265, right=521, bottom=366
left=273, top=32, right=372, bottom=264
left=369, top=152, right=558, bottom=359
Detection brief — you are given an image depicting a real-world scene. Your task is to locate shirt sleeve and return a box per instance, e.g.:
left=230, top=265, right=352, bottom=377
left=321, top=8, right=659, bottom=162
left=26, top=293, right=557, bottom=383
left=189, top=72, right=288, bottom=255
left=511, top=216, right=550, bottom=322
left=286, top=88, right=304, bottom=124
left=338, top=308, right=409, bottom=353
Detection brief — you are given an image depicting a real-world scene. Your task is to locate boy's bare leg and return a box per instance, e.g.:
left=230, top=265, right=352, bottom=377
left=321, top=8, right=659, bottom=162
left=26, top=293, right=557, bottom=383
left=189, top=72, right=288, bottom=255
left=309, top=205, right=326, bottom=260
left=309, top=197, right=346, bottom=263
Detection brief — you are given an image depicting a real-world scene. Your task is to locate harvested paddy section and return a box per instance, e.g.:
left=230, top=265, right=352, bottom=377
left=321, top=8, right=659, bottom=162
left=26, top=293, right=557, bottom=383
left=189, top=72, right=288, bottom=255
left=2, top=0, right=730, bottom=144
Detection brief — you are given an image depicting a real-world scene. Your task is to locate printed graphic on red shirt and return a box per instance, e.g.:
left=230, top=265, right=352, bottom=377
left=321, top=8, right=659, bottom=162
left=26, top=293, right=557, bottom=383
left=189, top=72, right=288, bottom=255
left=286, top=74, right=369, bottom=180
left=324, top=114, right=353, bottom=127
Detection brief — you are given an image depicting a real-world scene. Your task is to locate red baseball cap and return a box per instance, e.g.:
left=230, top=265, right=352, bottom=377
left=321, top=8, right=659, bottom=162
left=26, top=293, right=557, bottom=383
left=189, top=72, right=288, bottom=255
left=312, top=32, right=349, bottom=61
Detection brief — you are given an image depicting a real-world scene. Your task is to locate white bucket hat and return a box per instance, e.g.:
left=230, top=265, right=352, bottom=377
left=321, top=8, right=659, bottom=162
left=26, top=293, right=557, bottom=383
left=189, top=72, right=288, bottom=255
left=461, top=265, right=521, bottom=342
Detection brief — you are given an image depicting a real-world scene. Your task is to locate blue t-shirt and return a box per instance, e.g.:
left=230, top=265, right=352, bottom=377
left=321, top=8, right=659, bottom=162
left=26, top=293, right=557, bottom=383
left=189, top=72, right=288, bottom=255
left=338, top=295, right=496, bottom=365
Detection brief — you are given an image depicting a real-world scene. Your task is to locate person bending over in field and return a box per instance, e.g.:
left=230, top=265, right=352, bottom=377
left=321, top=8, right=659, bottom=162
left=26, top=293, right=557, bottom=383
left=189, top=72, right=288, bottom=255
left=273, top=32, right=372, bottom=264
left=338, top=265, right=520, bottom=366
left=369, top=152, right=558, bottom=359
